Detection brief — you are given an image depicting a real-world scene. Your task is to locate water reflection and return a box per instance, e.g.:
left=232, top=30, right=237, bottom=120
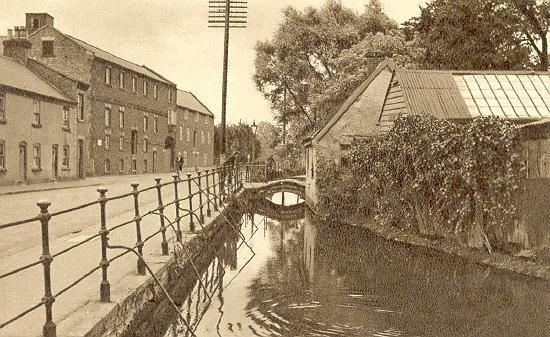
left=162, top=209, right=550, bottom=337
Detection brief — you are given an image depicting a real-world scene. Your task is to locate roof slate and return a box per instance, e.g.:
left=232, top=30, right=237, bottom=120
left=0, top=56, right=73, bottom=102
left=176, top=90, right=213, bottom=117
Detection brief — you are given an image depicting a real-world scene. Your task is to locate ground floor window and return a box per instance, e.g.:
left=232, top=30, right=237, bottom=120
left=183, top=151, right=188, bottom=166
left=105, top=134, right=111, bottom=150
left=132, top=159, right=137, bottom=172
left=0, top=140, right=6, bottom=170
left=144, top=159, right=148, bottom=172
left=105, top=159, right=111, bottom=173
left=119, top=159, right=124, bottom=172
left=62, top=145, right=70, bottom=169
left=204, top=152, right=207, bottom=166
left=32, top=144, right=41, bottom=170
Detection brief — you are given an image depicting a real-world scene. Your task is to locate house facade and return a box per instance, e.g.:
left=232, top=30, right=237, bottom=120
left=0, top=55, right=77, bottom=185
left=175, top=90, right=215, bottom=169
left=21, top=13, right=178, bottom=176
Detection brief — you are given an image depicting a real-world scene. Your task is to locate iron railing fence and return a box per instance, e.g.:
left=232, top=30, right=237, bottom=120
left=0, top=159, right=243, bottom=337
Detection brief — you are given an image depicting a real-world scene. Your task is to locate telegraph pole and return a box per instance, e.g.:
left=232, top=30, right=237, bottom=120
left=209, top=0, right=247, bottom=162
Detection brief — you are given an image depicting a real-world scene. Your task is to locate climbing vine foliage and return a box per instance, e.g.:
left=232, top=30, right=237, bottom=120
left=317, top=115, right=525, bottom=242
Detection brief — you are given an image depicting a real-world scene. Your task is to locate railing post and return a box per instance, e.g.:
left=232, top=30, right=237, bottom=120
left=246, top=165, right=249, bottom=182
left=131, top=183, right=146, bottom=275
left=38, top=200, right=56, bottom=337
left=172, top=175, right=183, bottom=242
left=212, top=168, right=219, bottom=211
left=197, top=171, right=205, bottom=224
left=205, top=169, right=212, bottom=217
left=155, top=178, right=169, bottom=256
left=97, top=188, right=110, bottom=302
left=187, top=173, right=195, bottom=232
left=227, top=165, right=233, bottom=197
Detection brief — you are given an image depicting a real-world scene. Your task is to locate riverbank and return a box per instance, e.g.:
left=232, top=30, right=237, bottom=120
left=345, top=218, right=550, bottom=282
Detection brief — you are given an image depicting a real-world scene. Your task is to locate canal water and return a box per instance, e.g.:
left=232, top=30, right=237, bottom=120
left=160, top=192, right=550, bottom=337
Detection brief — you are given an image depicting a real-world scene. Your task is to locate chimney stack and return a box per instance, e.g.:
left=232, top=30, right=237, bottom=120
left=3, top=26, right=31, bottom=63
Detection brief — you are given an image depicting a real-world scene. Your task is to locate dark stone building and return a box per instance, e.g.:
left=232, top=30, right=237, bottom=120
left=21, top=13, right=178, bottom=176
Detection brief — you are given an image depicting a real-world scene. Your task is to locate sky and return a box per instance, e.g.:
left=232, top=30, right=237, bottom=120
left=1, top=0, right=427, bottom=125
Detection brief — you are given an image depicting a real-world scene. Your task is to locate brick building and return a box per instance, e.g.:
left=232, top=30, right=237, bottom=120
left=20, top=13, right=178, bottom=176
left=175, top=90, right=215, bottom=169
left=0, top=55, right=78, bottom=185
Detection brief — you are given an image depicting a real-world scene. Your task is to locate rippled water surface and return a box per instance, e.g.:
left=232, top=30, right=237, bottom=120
left=163, top=195, right=550, bottom=337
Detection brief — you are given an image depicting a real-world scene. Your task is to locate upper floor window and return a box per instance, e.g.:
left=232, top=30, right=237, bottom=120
left=62, top=106, right=70, bottom=129
left=42, top=40, right=54, bottom=57
left=132, top=76, right=137, bottom=93
left=143, top=115, right=148, bottom=132
left=0, top=140, right=5, bottom=170
left=32, top=100, right=41, bottom=126
left=143, top=80, right=148, bottom=96
left=32, top=144, right=41, bottom=170
left=194, top=112, right=198, bottom=122
left=62, top=145, right=70, bottom=169
left=119, top=107, right=125, bottom=128
left=77, top=93, right=84, bottom=121
left=104, top=105, right=112, bottom=127
left=119, top=72, right=125, bottom=90
left=201, top=130, right=204, bottom=144
left=168, top=90, right=173, bottom=103
left=186, top=127, right=190, bottom=142
left=105, top=67, right=111, bottom=85
left=184, top=109, right=188, bottom=120
left=104, top=134, right=111, bottom=150
left=153, top=84, right=158, bottom=99
left=0, top=92, right=5, bottom=121
left=119, top=135, right=124, bottom=151
left=32, top=18, right=40, bottom=29
left=143, top=138, right=149, bottom=153
left=168, top=109, right=176, bottom=126
left=153, top=117, right=158, bottom=134
left=105, top=159, right=111, bottom=173
left=179, top=126, right=183, bottom=141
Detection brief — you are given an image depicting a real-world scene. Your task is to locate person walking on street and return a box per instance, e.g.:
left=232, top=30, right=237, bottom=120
left=175, top=152, right=184, bottom=179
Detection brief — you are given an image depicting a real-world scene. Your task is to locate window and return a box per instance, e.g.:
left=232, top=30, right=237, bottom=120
left=132, top=76, right=137, bottom=93
left=119, top=135, right=124, bottom=151
left=119, top=159, right=124, bottom=172
left=143, top=159, right=148, bottom=172
left=77, top=93, right=84, bottom=121
left=62, top=106, right=70, bottom=129
left=0, top=92, right=5, bottom=121
left=62, top=145, right=69, bottom=169
left=104, top=134, right=111, bottom=150
left=132, top=159, right=137, bottom=172
left=105, top=67, right=111, bottom=85
left=119, top=107, right=125, bottom=128
left=104, top=159, right=111, bottom=173
left=168, top=90, right=173, bottom=103
left=168, top=109, right=176, bottom=125
left=143, top=115, right=149, bottom=132
left=32, top=18, right=40, bottom=28
left=179, top=126, right=183, bottom=141
left=186, top=127, right=190, bottom=142
left=184, top=109, right=188, bottom=120
left=183, top=151, right=188, bottom=166
left=194, top=112, right=198, bottom=122
left=207, top=131, right=210, bottom=144
left=204, top=152, right=207, bottom=166
left=42, top=40, right=54, bottom=57
left=153, top=117, right=158, bottom=134
left=104, top=106, right=111, bottom=127
left=33, top=144, right=41, bottom=170
left=131, top=130, right=137, bottom=155
left=143, top=138, right=148, bottom=153
left=119, top=72, right=125, bottom=90
left=201, top=130, right=204, bottom=144
left=143, top=80, right=148, bottom=96
left=153, top=84, right=158, bottom=99
left=33, top=100, right=41, bottom=126
left=0, top=140, right=5, bottom=170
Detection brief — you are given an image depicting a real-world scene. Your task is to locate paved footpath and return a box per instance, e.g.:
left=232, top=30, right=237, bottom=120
left=0, top=168, right=225, bottom=337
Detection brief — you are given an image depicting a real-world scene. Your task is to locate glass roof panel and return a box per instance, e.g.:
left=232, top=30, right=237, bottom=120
left=514, top=106, right=528, bottom=117
left=499, top=98, right=511, bottom=107
left=527, top=89, right=541, bottom=99
left=510, top=98, right=522, bottom=107
left=532, top=98, right=545, bottom=107
left=542, top=97, right=550, bottom=106
left=475, top=98, right=488, bottom=107
left=491, top=106, right=506, bottom=117
left=507, top=75, right=520, bottom=82
left=467, top=106, right=481, bottom=116
left=538, top=107, right=550, bottom=117
left=486, top=98, right=499, bottom=107
left=482, top=89, right=495, bottom=98
left=464, top=98, right=476, bottom=107
left=478, top=106, right=492, bottom=116
left=502, top=106, right=517, bottom=118
left=494, top=89, right=507, bottom=98
left=470, top=89, right=483, bottom=98
left=525, top=106, right=541, bottom=117
left=478, top=78, right=490, bottom=89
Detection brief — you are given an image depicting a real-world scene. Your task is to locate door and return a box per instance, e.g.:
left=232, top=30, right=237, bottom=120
left=152, top=150, right=157, bottom=173
left=18, top=144, right=27, bottom=183
left=52, top=145, right=59, bottom=179
left=78, top=140, right=84, bottom=179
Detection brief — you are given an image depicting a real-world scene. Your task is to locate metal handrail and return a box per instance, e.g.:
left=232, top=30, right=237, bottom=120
left=0, top=163, right=244, bottom=337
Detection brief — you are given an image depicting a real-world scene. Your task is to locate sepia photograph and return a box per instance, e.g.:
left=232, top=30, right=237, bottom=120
left=1, top=0, right=550, bottom=336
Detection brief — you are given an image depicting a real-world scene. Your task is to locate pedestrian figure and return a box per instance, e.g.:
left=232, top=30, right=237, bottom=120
left=175, top=152, right=184, bottom=179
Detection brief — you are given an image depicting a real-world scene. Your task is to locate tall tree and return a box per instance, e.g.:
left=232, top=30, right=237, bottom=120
left=214, top=123, right=262, bottom=163
left=406, top=0, right=532, bottom=70
left=358, top=0, right=399, bottom=35
left=506, top=0, right=550, bottom=70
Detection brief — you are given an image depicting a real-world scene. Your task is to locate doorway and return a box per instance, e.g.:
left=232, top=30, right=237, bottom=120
left=152, top=150, right=157, bottom=173
left=52, top=144, right=59, bottom=179
left=18, top=143, right=27, bottom=184
left=78, top=140, right=84, bottom=179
